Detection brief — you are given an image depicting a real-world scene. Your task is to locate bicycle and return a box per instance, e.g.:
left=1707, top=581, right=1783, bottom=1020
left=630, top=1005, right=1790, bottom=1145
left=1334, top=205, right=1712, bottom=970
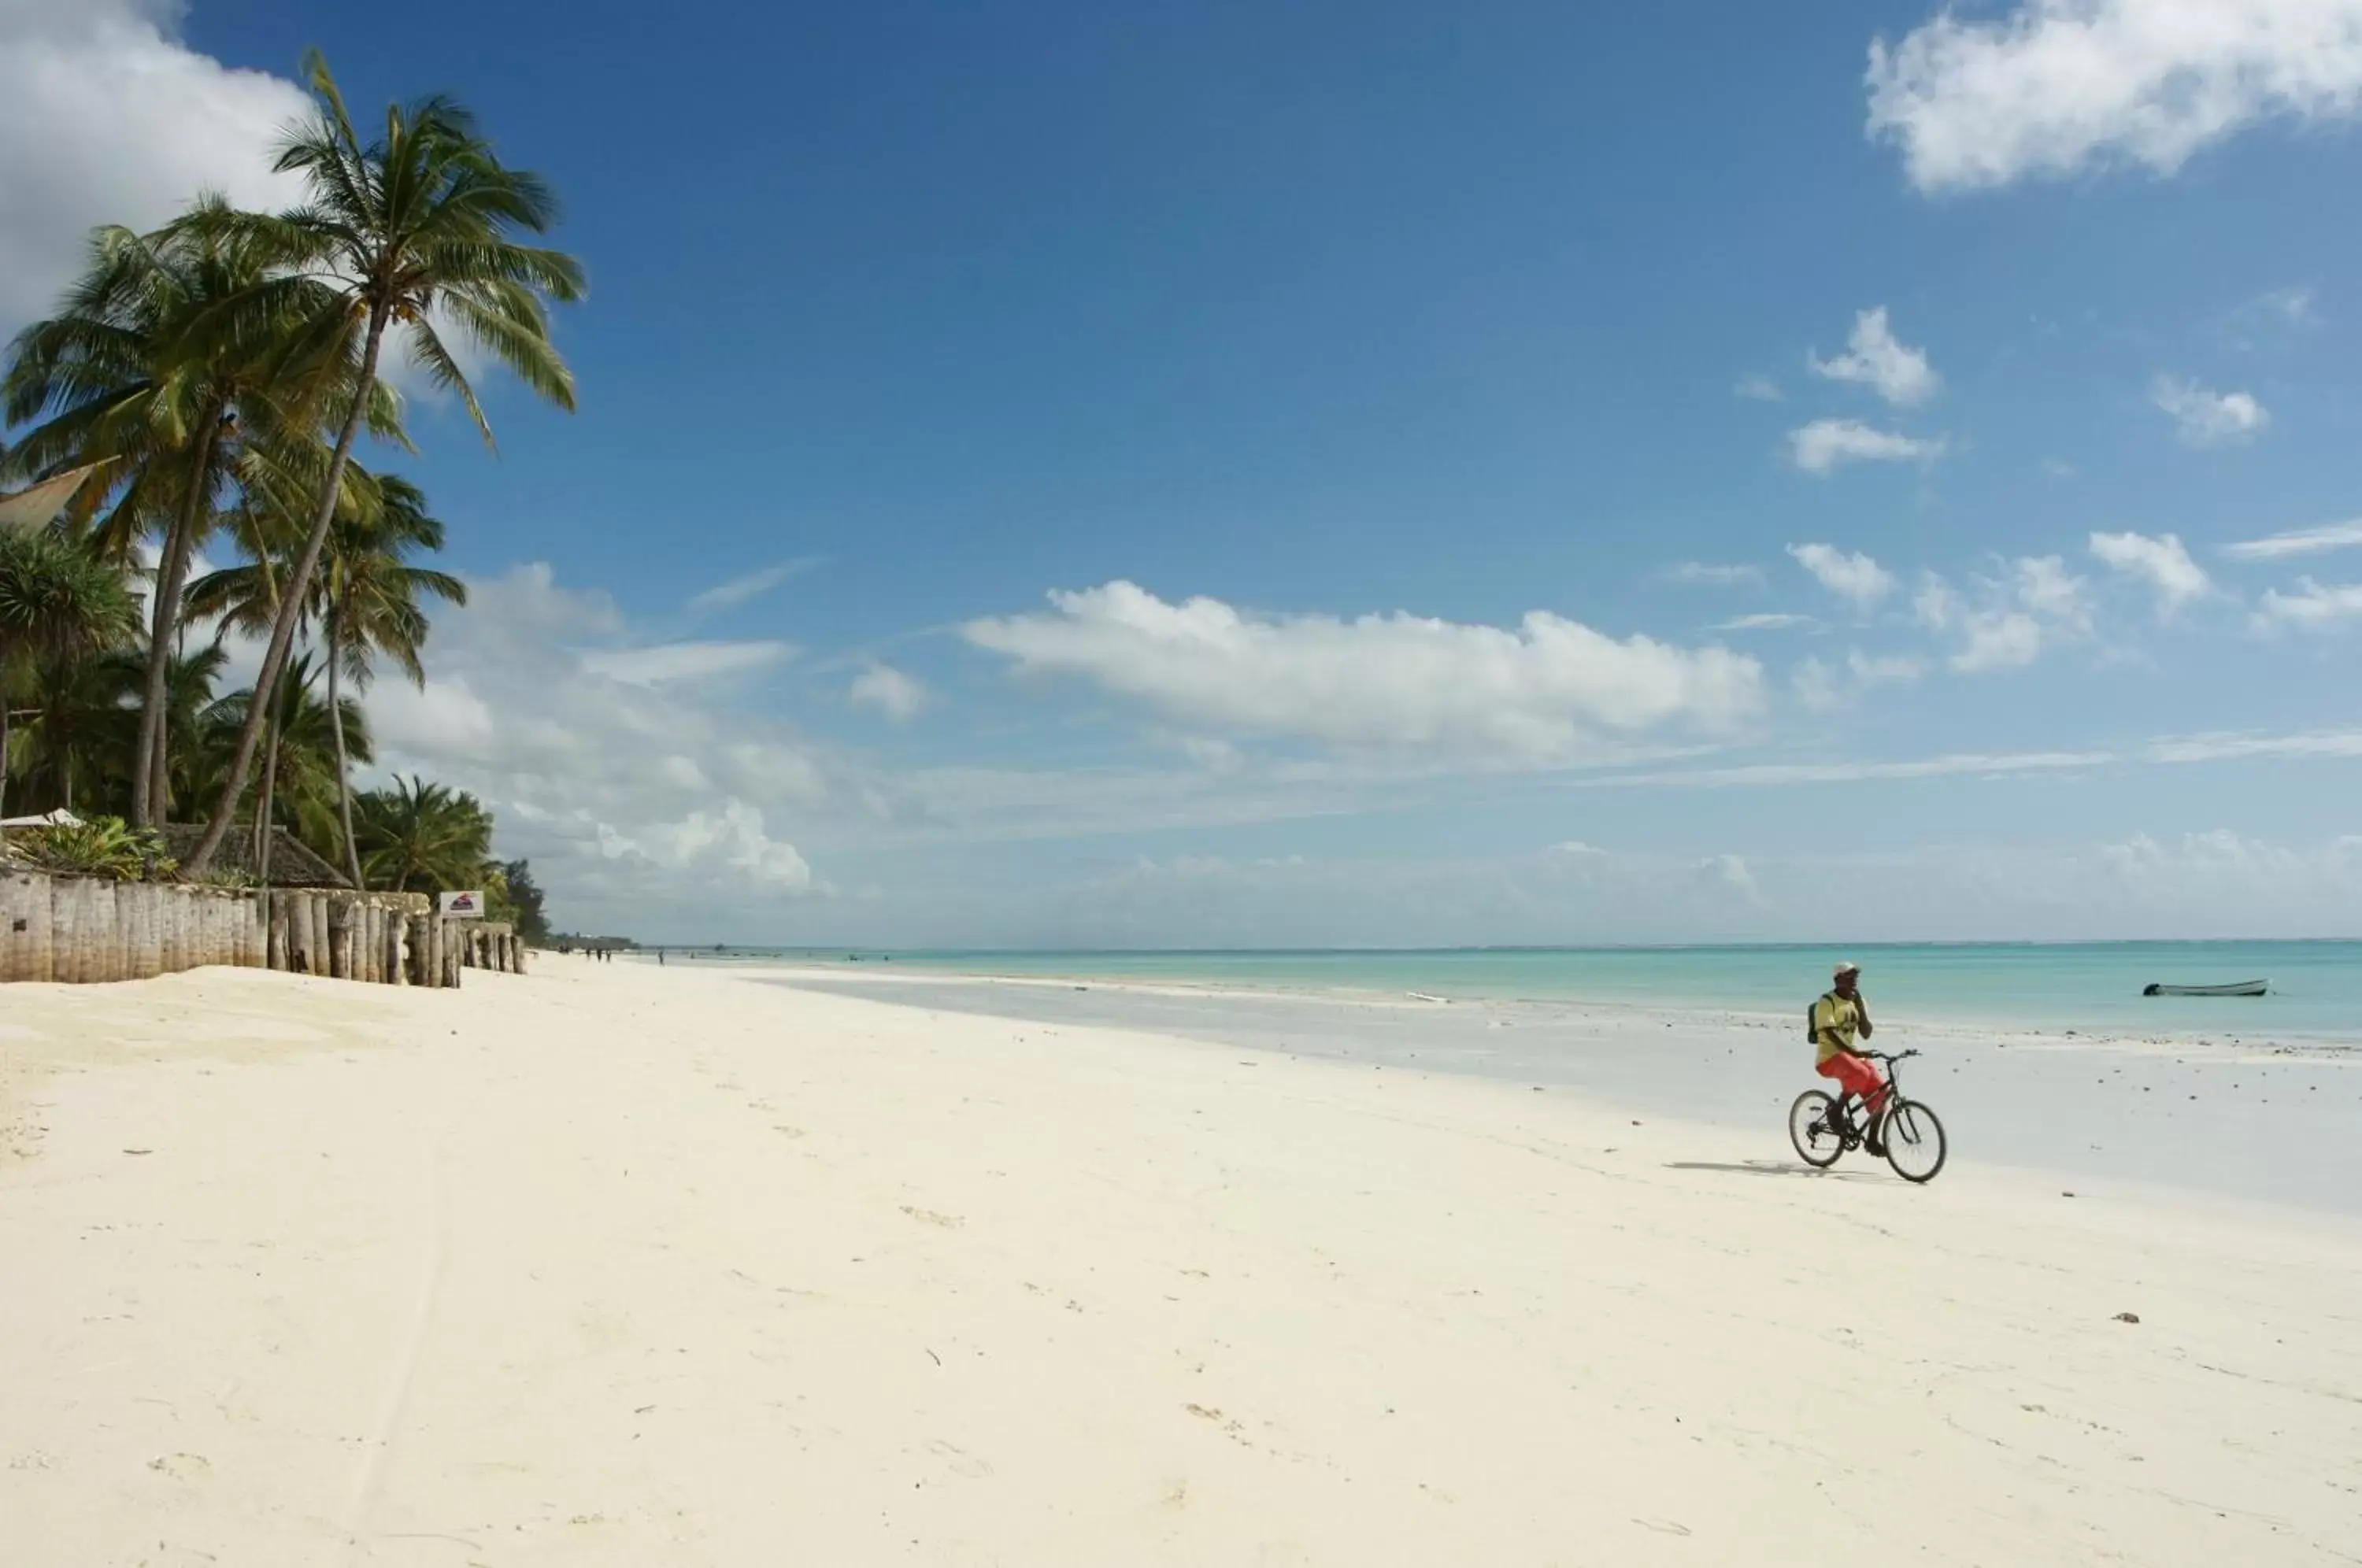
left=1787, top=1048, right=1948, bottom=1183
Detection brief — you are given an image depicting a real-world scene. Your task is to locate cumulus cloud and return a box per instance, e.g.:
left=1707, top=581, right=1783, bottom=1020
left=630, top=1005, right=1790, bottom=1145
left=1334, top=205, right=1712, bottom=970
left=2088, top=531, right=2212, bottom=616
left=2223, top=519, right=2362, bottom=560
left=1695, top=852, right=1762, bottom=904
left=2255, top=578, right=2362, bottom=628
left=357, top=564, right=831, bottom=924
left=1916, top=557, right=2090, bottom=672
left=0, top=0, right=309, bottom=324
left=1787, top=543, right=1897, bottom=611
left=962, top=581, right=1764, bottom=764
left=1787, top=419, right=1947, bottom=474
left=2152, top=375, right=2269, bottom=446
left=1866, top=0, right=2362, bottom=194
left=1808, top=307, right=1941, bottom=406
left=848, top=662, right=929, bottom=723
left=1793, top=649, right=1927, bottom=712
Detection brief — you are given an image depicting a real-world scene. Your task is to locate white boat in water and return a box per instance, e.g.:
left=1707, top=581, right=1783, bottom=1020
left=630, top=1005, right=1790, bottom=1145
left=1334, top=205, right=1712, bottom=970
left=2142, top=980, right=2268, bottom=998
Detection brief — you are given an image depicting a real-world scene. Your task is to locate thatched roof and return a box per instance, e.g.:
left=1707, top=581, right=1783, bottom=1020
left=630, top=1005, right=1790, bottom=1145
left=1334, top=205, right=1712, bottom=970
left=158, top=825, right=352, bottom=889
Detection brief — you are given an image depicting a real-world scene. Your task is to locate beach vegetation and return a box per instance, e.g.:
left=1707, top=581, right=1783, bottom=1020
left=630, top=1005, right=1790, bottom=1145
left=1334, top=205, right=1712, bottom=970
left=6, top=815, right=175, bottom=881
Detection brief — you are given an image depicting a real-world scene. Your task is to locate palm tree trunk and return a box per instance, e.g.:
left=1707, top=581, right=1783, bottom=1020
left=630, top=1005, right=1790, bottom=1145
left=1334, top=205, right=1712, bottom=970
left=0, top=695, right=13, bottom=838
left=135, top=405, right=223, bottom=827
left=327, top=618, right=364, bottom=889
left=257, top=710, right=279, bottom=885
left=184, top=310, right=387, bottom=877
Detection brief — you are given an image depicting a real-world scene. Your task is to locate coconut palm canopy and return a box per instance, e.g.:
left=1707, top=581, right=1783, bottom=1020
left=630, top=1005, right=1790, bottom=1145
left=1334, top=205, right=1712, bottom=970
left=0, top=50, right=569, bottom=929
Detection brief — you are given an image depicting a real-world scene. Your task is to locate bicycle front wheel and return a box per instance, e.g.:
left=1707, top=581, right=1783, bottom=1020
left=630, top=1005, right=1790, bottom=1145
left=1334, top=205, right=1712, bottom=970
left=1789, top=1089, right=1843, bottom=1168
left=1882, top=1099, right=1948, bottom=1183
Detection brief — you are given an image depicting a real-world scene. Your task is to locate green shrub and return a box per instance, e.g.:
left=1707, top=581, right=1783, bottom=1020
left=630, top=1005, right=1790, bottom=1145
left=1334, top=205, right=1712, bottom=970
left=8, top=817, right=177, bottom=881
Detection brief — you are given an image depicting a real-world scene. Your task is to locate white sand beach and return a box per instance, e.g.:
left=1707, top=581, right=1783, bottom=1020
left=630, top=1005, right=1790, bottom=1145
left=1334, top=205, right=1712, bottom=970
left=4, top=960, right=2360, bottom=1566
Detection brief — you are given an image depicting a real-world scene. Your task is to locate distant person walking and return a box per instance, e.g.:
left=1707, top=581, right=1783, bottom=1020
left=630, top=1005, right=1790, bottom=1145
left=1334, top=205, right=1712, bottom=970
left=1811, top=961, right=1888, bottom=1155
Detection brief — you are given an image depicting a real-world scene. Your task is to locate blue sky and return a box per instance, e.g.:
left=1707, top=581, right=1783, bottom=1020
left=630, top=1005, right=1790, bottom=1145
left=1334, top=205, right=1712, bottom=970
left=6, top=0, right=2361, bottom=943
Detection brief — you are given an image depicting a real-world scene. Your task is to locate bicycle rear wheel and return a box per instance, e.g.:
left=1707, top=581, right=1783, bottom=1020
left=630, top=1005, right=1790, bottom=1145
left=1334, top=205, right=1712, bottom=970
left=1789, top=1090, right=1843, bottom=1168
left=1882, top=1099, right=1947, bottom=1183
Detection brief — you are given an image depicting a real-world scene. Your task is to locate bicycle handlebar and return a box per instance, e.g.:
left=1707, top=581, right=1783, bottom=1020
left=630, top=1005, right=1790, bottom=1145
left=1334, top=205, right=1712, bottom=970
left=1862, top=1048, right=1920, bottom=1063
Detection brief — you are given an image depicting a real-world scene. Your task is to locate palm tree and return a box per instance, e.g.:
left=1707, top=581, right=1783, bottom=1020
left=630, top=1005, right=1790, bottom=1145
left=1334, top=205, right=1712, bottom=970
left=317, top=475, right=465, bottom=887
left=182, top=52, right=583, bottom=875
left=184, top=499, right=301, bottom=874
left=194, top=653, right=371, bottom=871
left=0, top=527, right=140, bottom=833
left=1, top=208, right=370, bottom=828
left=8, top=645, right=140, bottom=818
left=352, top=773, right=491, bottom=893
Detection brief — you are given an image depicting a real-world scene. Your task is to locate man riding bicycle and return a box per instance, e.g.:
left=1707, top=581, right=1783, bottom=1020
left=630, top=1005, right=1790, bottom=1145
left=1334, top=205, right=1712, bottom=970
left=1812, top=961, right=1887, bottom=1156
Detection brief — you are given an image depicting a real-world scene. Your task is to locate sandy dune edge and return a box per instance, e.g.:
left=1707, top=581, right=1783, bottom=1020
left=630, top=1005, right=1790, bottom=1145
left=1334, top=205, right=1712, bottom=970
left=3, top=961, right=2357, bottom=1566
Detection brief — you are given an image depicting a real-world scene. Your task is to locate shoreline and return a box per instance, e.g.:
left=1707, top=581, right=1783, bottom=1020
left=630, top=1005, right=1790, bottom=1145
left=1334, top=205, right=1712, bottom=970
left=640, top=948, right=2362, bottom=1058
left=6, top=961, right=2360, bottom=1563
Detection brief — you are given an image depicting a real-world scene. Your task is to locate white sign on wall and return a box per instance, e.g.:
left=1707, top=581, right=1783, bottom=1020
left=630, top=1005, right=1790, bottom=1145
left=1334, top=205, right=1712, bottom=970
left=439, top=889, right=487, bottom=919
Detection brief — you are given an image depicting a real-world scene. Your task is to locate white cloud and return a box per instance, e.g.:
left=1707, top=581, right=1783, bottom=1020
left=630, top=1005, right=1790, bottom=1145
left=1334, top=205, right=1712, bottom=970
left=962, top=581, right=1764, bottom=764
left=1793, top=649, right=1928, bottom=713
left=2152, top=375, right=2269, bottom=446
left=357, top=564, right=832, bottom=925
left=1808, top=307, right=1941, bottom=406
left=579, top=641, right=793, bottom=686
left=2223, top=519, right=2362, bottom=560
left=1695, top=853, right=1762, bottom=903
left=1866, top=0, right=2362, bottom=194
left=2148, top=727, right=2362, bottom=761
left=1787, top=419, right=1947, bottom=474
left=848, top=661, right=929, bottom=723
left=2255, top=578, right=2362, bottom=628
left=1713, top=612, right=1818, bottom=632
left=1575, top=748, right=2117, bottom=790
left=605, top=800, right=814, bottom=891
left=2239, top=285, right=2321, bottom=329
left=1787, top=543, right=1897, bottom=610
left=2012, top=557, right=2093, bottom=634
left=1953, top=612, right=2045, bottom=671
left=2088, top=530, right=2212, bottom=616
left=1916, top=557, right=2090, bottom=672
left=687, top=557, right=821, bottom=613
left=0, top=0, right=309, bottom=325
left=1733, top=373, right=1785, bottom=402
left=1848, top=649, right=1928, bottom=687
left=1661, top=561, right=1767, bottom=589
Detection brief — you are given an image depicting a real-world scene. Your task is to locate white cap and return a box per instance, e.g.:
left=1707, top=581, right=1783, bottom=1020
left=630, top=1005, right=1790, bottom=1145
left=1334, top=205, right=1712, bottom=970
left=1833, top=960, right=1860, bottom=978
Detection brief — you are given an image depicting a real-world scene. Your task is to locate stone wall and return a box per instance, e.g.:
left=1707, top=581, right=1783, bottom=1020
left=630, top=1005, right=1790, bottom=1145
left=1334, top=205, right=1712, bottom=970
left=0, top=872, right=528, bottom=986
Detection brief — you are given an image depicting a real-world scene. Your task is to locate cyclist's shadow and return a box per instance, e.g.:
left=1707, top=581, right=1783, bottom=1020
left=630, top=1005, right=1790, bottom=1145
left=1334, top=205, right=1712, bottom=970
left=1664, top=1159, right=1888, bottom=1182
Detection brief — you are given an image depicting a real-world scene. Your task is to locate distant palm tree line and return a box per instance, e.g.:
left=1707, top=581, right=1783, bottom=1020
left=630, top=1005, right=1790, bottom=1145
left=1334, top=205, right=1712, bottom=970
left=0, top=50, right=577, bottom=937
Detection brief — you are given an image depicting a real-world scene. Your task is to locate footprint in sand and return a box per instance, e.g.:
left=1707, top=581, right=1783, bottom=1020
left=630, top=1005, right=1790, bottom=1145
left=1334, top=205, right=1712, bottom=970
left=900, top=1205, right=963, bottom=1229
left=147, top=1453, right=210, bottom=1480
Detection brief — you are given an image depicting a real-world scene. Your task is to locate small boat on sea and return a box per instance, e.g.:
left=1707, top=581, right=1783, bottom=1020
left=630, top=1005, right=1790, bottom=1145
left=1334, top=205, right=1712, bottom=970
left=2142, top=980, right=2268, bottom=998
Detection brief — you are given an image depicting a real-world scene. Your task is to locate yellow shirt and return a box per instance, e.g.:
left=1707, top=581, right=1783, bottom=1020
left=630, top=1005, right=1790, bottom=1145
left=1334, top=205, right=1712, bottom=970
left=1811, top=990, right=1867, bottom=1065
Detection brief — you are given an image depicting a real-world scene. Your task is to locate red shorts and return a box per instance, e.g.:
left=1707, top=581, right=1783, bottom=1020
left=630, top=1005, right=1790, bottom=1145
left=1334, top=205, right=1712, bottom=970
left=1816, top=1052, right=1888, bottom=1111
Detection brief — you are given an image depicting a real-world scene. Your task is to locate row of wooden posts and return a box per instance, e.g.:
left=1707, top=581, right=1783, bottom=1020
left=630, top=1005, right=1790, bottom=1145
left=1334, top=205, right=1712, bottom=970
left=0, top=870, right=524, bottom=986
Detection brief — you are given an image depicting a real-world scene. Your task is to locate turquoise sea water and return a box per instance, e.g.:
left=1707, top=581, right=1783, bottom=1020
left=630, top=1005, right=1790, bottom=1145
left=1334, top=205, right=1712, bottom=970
left=672, top=941, right=2362, bottom=1044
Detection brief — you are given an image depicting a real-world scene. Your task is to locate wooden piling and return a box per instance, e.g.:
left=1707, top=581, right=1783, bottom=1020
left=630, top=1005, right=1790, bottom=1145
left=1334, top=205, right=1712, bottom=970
left=124, top=883, right=161, bottom=979
left=2, top=871, right=54, bottom=983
